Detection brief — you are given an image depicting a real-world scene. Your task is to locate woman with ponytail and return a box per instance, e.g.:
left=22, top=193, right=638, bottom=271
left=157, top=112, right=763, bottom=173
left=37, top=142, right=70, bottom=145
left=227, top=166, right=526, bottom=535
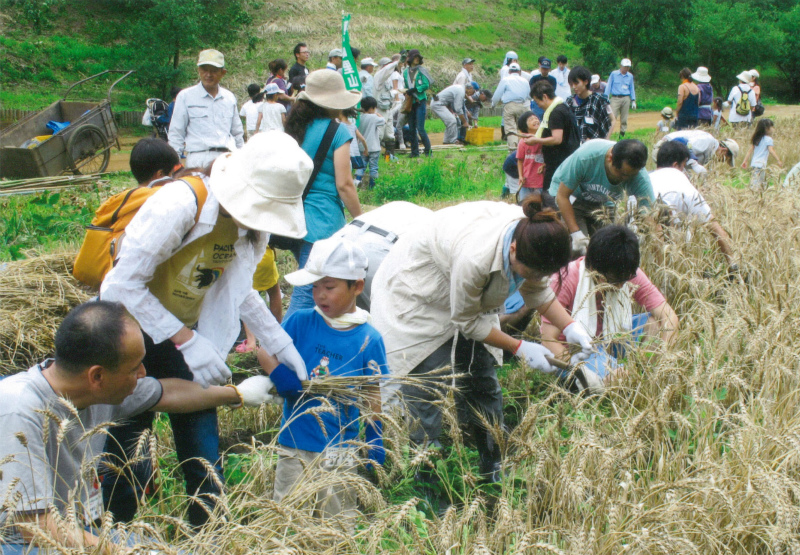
left=370, top=198, right=594, bottom=485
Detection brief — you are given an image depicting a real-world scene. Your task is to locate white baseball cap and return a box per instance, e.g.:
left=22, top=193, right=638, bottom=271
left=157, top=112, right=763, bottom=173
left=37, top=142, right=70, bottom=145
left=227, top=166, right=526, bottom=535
left=621, top=58, right=632, bottom=67
left=590, top=74, right=600, bottom=85
left=361, top=57, right=377, bottom=66
left=198, top=49, right=225, bottom=68
left=508, top=62, right=521, bottom=72
left=285, top=237, right=368, bottom=286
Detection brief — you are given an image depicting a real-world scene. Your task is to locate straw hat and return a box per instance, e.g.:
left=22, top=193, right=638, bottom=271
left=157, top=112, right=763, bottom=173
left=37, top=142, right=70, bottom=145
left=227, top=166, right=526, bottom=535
left=736, top=70, right=752, bottom=83
left=209, top=131, right=313, bottom=238
left=297, top=70, right=362, bottom=110
left=691, top=66, right=711, bottom=83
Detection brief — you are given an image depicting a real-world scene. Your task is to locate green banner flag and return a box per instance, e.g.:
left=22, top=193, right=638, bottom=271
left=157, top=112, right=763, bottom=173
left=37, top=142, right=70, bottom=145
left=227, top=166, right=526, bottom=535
left=341, top=14, right=361, bottom=93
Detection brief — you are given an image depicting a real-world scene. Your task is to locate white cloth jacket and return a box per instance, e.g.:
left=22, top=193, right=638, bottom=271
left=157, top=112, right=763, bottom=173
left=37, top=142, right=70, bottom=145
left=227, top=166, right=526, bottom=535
left=370, top=201, right=555, bottom=376
left=168, top=83, right=245, bottom=156
left=100, top=178, right=292, bottom=358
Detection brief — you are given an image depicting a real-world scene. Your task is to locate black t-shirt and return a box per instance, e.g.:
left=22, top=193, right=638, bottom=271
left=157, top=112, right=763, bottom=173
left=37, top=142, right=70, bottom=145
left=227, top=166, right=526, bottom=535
left=529, top=73, right=557, bottom=92
left=542, top=103, right=580, bottom=188
left=288, top=62, right=309, bottom=82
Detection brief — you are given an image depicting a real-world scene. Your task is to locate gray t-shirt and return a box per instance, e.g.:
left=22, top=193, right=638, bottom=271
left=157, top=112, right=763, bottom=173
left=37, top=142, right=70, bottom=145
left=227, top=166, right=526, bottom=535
left=358, top=113, right=386, bottom=153
left=0, top=363, right=162, bottom=541
left=436, top=84, right=466, bottom=113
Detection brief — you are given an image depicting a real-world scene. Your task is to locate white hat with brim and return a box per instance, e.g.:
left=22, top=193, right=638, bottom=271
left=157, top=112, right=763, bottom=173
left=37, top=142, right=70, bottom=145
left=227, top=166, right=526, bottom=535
left=198, top=49, right=225, bottom=68
left=691, top=66, right=711, bottom=83
left=591, top=74, right=600, bottom=85
left=720, top=138, right=739, bottom=165
left=508, top=62, right=521, bottom=72
left=736, top=71, right=752, bottom=83
left=296, top=69, right=362, bottom=110
left=621, top=58, right=632, bottom=67
left=264, top=83, right=281, bottom=95
left=285, top=237, right=368, bottom=286
left=361, top=57, right=377, bottom=66
left=749, top=69, right=760, bottom=79
left=209, top=131, right=313, bottom=238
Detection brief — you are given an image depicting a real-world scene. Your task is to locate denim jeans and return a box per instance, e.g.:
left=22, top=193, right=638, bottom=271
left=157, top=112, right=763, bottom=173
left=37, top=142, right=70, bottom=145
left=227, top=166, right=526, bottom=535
left=408, top=101, right=431, bottom=157
left=101, top=332, right=222, bottom=527
left=285, top=240, right=315, bottom=318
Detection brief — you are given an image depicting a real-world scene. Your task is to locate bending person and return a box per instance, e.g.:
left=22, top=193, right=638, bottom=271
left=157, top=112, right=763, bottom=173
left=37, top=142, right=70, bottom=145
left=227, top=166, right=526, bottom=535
left=370, top=199, right=594, bottom=484
left=541, top=225, right=679, bottom=379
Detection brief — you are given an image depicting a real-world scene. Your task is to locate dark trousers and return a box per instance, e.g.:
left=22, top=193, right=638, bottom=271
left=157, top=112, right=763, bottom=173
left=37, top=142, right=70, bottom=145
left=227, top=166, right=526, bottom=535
left=101, top=332, right=222, bottom=527
left=408, top=100, right=432, bottom=157
left=401, top=334, right=503, bottom=475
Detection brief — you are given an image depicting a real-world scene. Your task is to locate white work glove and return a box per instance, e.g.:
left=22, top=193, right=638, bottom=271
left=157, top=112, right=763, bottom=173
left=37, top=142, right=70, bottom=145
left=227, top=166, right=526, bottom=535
left=233, top=376, right=279, bottom=407
left=573, top=365, right=606, bottom=396
left=563, top=322, right=594, bottom=361
left=631, top=101, right=637, bottom=110
left=177, top=332, right=231, bottom=388
left=515, top=341, right=557, bottom=373
left=570, top=230, right=590, bottom=257
left=274, top=342, right=308, bottom=380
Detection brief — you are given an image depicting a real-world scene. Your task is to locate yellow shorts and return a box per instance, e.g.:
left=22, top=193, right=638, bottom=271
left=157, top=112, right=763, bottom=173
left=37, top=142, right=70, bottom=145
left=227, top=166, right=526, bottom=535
left=253, top=247, right=279, bottom=291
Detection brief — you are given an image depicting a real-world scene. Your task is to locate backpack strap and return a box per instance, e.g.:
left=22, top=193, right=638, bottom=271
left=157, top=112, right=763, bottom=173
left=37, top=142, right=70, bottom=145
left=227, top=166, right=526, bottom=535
left=302, top=120, right=340, bottom=201
left=177, top=174, right=209, bottom=223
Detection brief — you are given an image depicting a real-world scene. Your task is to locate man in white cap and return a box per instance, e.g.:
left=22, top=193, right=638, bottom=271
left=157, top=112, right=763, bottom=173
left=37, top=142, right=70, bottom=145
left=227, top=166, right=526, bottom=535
left=605, top=58, right=637, bottom=138
left=359, top=57, right=377, bottom=98
left=327, top=48, right=343, bottom=71
left=491, top=62, right=530, bottom=150
left=100, top=131, right=312, bottom=527
left=590, top=74, right=606, bottom=95
left=726, top=70, right=756, bottom=126
left=499, top=51, right=518, bottom=80
left=168, top=49, right=244, bottom=169
left=454, top=57, right=475, bottom=87
left=653, top=129, right=739, bottom=174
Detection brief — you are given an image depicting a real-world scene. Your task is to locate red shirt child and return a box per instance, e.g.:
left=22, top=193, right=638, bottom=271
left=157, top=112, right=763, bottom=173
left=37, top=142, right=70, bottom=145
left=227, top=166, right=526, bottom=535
left=516, top=112, right=545, bottom=190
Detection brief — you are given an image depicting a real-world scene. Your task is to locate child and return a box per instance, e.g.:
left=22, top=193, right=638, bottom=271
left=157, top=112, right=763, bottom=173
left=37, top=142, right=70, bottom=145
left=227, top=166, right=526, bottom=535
left=515, top=111, right=546, bottom=204
left=258, top=237, right=388, bottom=522
left=255, top=83, right=287, bottom=133
left=656, top=107, right=673, bottom=134
left=356, top=97, right=386, bottom=189
left=541, top=225, right=679, bottom=381
left=712, top=97, right=726, bottom=132
left=237, top=245, right=283, bottom=352
left=341, top=108, right=368, bottom=186
left=742, top=118, right=783, bottom=188
left=240, top=83, right=264, bottom=140
left=129, top=136, right=180, bottom=185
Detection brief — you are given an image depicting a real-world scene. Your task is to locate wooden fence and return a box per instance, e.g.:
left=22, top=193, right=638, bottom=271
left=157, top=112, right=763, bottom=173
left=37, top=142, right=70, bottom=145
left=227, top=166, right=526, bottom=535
left=1, top=104, right=505, bottom=131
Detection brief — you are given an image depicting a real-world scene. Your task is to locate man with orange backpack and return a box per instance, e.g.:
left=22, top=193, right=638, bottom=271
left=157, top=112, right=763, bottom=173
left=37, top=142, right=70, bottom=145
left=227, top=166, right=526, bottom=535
left=97, top=131, right=312, bottom=526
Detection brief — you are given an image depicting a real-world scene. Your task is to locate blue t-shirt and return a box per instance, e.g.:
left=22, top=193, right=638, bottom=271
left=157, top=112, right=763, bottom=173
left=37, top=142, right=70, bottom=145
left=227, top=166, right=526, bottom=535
left=301, top=119, right=353, bottom=243
left=277, top=309, right=389, bottom=453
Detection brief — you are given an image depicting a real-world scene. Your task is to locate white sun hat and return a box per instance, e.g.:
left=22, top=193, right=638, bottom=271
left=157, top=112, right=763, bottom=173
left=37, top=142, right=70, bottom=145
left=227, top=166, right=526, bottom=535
left=691, top=67, right=711, bottom=83
left=209, top=131, right=313, bottom=238
left=285, top=237, right=368, bottom=286
left=736, top=70, right=752, bottom=83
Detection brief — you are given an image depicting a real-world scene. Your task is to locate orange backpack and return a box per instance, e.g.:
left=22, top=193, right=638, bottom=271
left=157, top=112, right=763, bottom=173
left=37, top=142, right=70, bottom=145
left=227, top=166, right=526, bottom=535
left=73, top=175, right=208, bottom=289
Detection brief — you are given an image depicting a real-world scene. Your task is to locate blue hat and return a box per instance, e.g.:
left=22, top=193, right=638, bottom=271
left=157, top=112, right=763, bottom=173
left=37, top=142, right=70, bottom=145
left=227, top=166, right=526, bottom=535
left=540, top=58, right=552, bottom=69
left=470, top=81, right=479, bottom=90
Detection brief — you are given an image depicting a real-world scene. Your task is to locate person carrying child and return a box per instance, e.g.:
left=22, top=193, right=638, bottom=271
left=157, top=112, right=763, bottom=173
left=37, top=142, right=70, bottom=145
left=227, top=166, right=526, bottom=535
left=257, top=237, right=388, bottom=526
left=356, top=96, right=385, bottom=189
left=741, top=118, right=783, bottom=189
left=515, top=111, right=548, bottom=205
left=255, top=82, right=288, bottom=133
left=541, top=225, right=679, bottom=382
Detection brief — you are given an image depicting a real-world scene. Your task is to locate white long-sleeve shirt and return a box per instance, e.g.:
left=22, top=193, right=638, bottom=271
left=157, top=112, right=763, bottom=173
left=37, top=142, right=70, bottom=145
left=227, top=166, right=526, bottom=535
left=168, top=83, right=244, bottom=156
left=491, top=74, right=530, bottom=107
left=100, top=178, right=291, bottom=357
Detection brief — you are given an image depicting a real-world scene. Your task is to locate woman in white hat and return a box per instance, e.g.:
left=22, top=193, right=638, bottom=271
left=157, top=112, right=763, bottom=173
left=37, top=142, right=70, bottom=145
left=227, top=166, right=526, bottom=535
left=285, top=69, right=364, bottom=317
left=99, top=131, right=313, bottom=526
left=749, top=69, right=761, bottom=104
left=727, top=70, right=757, bottom=126
left=691, top=67, right=713, bottom=126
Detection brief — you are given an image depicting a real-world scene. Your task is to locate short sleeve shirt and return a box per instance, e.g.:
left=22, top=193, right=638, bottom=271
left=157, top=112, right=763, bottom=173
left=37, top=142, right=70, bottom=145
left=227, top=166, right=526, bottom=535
left=751, top=135, right=773, bottom=168
left=516, top=141, right=544, bottom=188
left=542, top=103, right=579, bottom=173
left=301, top=119, right=354, bottom=243
left=549, top=139, right=655, bottom=207
left=258, top=102, right=286, bottom=132
left=0, top=364, right=162, bottom=539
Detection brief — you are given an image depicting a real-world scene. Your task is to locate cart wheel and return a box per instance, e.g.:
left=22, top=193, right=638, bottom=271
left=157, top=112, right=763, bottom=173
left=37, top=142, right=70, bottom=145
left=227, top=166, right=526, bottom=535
left=66, top=124, right=110, bottom=174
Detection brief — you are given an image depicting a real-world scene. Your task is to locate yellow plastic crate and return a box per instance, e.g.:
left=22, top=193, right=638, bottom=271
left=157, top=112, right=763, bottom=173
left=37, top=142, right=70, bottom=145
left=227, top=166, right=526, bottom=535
left=465, top=127, right=495, bottom=146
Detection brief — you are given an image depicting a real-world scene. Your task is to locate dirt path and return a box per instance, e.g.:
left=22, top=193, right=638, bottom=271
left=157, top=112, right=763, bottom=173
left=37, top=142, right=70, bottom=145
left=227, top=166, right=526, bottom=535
left=108, top=105, right=800, bottom=171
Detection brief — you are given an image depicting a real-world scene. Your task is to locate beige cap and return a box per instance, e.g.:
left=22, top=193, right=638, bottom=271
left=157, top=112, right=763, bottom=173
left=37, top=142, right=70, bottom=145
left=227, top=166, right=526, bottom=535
left=198, top=49, right=225, bottom=68
left=296, top=69, right=362, bottom=110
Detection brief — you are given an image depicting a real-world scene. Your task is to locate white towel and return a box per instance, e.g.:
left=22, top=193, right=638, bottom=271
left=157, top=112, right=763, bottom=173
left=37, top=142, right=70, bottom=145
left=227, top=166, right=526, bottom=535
left=572, top=259, right=632, bottom=341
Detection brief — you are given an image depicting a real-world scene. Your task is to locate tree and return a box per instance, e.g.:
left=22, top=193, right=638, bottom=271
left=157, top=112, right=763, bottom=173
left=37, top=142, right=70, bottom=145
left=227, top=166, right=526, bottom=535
left=510, top=0, right=560, bottom=46
left=2, top=0, right=63, bottom=34
left=775, top=3, right=800, bottom=98
left=125, top=0, right=252, bottom=94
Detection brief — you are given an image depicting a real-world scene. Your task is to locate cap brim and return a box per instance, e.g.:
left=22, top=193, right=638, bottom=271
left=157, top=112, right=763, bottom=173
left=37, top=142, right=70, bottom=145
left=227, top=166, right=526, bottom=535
left=284, top=268, right=323, bottom=286
left=209, top=153, right=307, bottom=238
left=198, top=62, right=224, bottom=68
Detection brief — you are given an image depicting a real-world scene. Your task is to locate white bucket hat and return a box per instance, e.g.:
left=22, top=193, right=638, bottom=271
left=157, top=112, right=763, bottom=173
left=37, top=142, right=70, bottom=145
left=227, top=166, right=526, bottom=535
left=264, top=82, right=281, bottom=95
left=209, top=131, right=313, bottom=238
left=749, top=69, right=760, bottom=79
left=285, top=237, right=368, bottom=286
left=691, top=66, right=711, bottom=83
left=736, top=70, right=752, bottom=83
left=297, top=69, right=362, bottom=110
left=720, top=138, right=739, bottom=165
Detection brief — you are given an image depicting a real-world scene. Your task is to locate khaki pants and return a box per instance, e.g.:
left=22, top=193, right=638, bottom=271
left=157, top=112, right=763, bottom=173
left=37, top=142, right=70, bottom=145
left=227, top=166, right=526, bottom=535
left=610, top=96, right=631, bottom=134
left=502, top=101, right=528, bottom=150
left=273, top=446, right=358, bottom=527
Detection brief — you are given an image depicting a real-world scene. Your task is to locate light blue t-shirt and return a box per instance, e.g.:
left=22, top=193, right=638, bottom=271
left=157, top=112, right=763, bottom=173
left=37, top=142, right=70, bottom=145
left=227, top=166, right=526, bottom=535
left=549, top=139, right=654, bottom=207
left=301, top=119, right=353, bottom=243
left=751, top=135, right=773, bottom=168
left=277, top=309, right=389, bottom=453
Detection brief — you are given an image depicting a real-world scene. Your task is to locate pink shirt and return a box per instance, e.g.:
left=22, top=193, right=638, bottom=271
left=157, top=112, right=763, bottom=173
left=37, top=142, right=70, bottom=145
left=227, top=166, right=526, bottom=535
left=542, top=257, right=666, bottom=339
left=516, top=141, right=544, bottom=188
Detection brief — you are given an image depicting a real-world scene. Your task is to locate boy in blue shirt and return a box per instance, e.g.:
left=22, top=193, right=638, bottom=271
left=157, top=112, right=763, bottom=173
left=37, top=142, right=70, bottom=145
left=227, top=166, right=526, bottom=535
left=257, top=236, right=388, bottom=521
